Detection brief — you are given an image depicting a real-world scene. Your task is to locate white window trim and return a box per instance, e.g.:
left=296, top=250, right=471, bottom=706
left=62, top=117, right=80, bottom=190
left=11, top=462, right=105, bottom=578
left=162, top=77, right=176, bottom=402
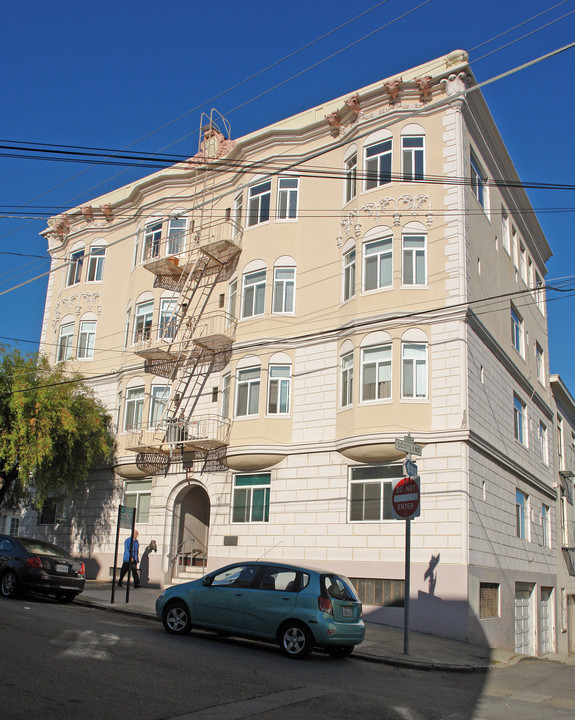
left=276, top=176, right=299, bottom=222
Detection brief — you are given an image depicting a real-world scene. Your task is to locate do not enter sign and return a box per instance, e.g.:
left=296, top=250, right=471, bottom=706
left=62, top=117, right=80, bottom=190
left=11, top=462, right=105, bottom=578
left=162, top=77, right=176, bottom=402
left=391, top=476, right=421, bottom=520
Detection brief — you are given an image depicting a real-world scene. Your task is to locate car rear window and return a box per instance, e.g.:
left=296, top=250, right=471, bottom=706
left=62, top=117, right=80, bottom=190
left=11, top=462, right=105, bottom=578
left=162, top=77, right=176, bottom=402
left=17, top=539, right=70, bottom=557
left=321, top=574, right=358, bottom=601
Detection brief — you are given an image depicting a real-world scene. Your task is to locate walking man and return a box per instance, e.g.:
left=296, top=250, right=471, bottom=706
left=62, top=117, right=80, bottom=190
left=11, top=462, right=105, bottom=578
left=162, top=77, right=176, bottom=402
left=118, top=530, right=140, bottom=588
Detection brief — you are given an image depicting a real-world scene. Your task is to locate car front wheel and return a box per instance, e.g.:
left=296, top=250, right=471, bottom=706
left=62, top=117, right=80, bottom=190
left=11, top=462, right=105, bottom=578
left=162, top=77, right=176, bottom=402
left=278, top=621, right=313, bottom=659
left=163, top=601, right=192, bottom=635
left=1, top=569, right=18, bottom=599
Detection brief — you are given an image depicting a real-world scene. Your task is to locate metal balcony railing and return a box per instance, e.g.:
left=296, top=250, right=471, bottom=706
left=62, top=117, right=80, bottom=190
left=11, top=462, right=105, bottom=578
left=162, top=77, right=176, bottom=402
left=125, top=415, right=231, bottom=455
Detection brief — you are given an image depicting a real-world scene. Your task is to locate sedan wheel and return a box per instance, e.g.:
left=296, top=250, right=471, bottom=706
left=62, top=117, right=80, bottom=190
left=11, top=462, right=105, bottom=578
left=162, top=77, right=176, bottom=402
left=1, top=569, right=18, bottom=599
left=163, top=602, right=192, bottom=635
left=279, top=622, right=313, bottom=659
left=56, top=591, right=77, bottom=603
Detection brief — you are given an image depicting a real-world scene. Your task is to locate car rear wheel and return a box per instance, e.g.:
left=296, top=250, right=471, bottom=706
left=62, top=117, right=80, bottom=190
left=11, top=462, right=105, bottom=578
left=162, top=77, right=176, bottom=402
left=1, top=569, right=18, bottom=599
left=56, top=591, right=77, bottom=603
left=163, top=601, right=192, bottom=635
left=327, top=645, right=354, bottom=658
left=278, top=621, right=313, bottom=659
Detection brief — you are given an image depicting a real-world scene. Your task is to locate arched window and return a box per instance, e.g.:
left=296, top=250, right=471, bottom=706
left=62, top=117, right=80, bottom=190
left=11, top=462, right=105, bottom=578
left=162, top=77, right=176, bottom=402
left=235, top=356, right=261, bottom=417
left=56, top=316, right=75, bottom=363
left=272, top=256, right=296, bottom=314
left=344, top=145, right=358, bottom=204
left=401, top=124, right=425, bottom=181
left=340, top=340, right=354, bottom=408
left=267, top=352, right=292, bottom=415
left=360, top=332, right=392, bottom=402
left=86, top=240, right=106, bottom=283
left=77, top=313, right=97, bottom=360
left=402, top=222, right=427, bottom=286
left=241, top=261, right=266, bottom=319
left=364, top=129, right=393, bottom=190
left=401, top=329, right=428, bottom=399
left=363, top=226, right=393, bottom=291
left=65, top=242, right=85, bottom=287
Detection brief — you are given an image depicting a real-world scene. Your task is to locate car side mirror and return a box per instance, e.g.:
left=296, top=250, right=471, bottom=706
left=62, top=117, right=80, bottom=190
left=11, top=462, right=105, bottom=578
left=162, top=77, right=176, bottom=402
left=202, top=576, right=212, bottom=586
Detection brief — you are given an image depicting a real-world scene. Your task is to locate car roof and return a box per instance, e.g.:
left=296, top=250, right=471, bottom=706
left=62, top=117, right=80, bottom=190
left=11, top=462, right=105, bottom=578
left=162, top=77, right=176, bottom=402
left=219, top=560, right=337, bottom=575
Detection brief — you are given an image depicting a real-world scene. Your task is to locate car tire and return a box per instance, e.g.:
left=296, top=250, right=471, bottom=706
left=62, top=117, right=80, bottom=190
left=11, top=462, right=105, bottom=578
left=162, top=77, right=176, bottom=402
left=163, top=601, right=192, bottom=635
left=0, top=569, right=18, bottom=599
left=278, top=621, right=313, bottom=659
left=56, top=591, right=77, bottom=603
left=327, top=645, right=354, bottom=659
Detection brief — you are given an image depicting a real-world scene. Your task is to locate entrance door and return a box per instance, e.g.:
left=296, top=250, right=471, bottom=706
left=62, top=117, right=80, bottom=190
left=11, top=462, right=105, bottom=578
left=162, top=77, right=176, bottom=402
left=539, top=587, right=554, bottom=655
left=515, top=583, right=534, bottom=655
left=173, top=485, right=210, bottom=577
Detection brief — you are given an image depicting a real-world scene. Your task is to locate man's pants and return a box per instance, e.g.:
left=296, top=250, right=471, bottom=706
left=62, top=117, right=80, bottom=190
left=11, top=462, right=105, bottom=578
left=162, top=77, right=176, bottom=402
left=119, top=561, right=140, bottom=587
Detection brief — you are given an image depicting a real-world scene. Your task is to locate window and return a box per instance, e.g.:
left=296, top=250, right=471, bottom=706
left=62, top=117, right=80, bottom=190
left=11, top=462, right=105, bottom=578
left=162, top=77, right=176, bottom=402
left=344, top=152, right=357, bottom=203
left=276, top=176, right=299, bottom=220
left=401, top=136, right=424, bottom=181
left=86, top=245, right=105, bottom=282
left=351, top=578, right=405, bottom=607
left=39, top=497, right=64, bottom=525
left=365, top=140, right=392, bottom=189
left=402, top=343, right=427, bottom=398
left=66, top=248, right=84, bottom=287
left=134, top=301, right=154, bottom=342
left=123, top=480, right=152, bottom=524
left=470, top=154, right=486, bottom=208
left=124, top=309, right=131, bottom=349
left=535, top=343, right=545, bottom=385
left=232, top=193, right=243, bottom=239
left=272, top=268, right=295, bottom=313
left=502, top=210, right=510, bottom=254
left=221, top=373, right=231, bottom=419
left=480, top=583, right=500, bottom=619
left=402, top=234, right=426, bottom=286
left=511, top=305, right=524, bottom=356
left=125, top=386, right=145, bottom=430
left=268, top=365, right=291, bottom=414
left=228, top=279, right=237, bottom=321
left=535, top=272, right=545, bottom=315
left=516, top=489, right=529, bottom=539
left=232, top=474, right=270, bottom=522
left=77, top=320, right=96, bottom=360
left=364, top=236, right=392, bottom=291
left=247, top=181, right=271, bottom=226
left=9, top=516, right=20, bottom=536
left=343, top=248, right=356, bottom=301
left=57, top=322, right=74, bottom=362
left=349, top=465, right=403, bottom=521
left=241, top=270, right=266, bottom=318
left=513, top=395, right=527, bottom=446
left=167, top=217, right=186, bottom=255
left=519, top=243, right=527, bottom=284
left=149, top=385, right=169, bottom=428
left=558, top=415, right=564, bottom=469
left=341, top=352, right=353, bottom=408
left=159, top=298, right=177, bottom=341
left=361, top=345, right=391, bottom=401
left=142, top=221, right=162, bottom=260
left=541, top=504, right=550, bottom=548
left=538, top=422, right=548, bottom=465
left=236, top=367, right=260, bottom=417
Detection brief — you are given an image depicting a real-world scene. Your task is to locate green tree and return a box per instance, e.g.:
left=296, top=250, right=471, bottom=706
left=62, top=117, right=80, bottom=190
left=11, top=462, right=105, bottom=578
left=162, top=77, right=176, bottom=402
left=0, top=346, right=116, bottom=510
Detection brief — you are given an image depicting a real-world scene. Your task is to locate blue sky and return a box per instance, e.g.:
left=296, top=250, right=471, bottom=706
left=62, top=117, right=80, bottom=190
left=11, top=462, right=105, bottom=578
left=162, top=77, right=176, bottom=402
left=1, top=1, right=575, bottom=390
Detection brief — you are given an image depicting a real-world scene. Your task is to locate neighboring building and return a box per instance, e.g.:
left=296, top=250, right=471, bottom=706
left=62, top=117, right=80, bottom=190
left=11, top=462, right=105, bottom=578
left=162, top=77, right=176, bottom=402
left=550, top=375, right=575, bottom=655
left=30, top=50, right=558, bottom=653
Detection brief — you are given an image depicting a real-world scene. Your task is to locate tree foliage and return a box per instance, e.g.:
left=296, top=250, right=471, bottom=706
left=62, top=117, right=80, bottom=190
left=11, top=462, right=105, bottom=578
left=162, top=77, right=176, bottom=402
left=0, top=346, right=116, bottom=509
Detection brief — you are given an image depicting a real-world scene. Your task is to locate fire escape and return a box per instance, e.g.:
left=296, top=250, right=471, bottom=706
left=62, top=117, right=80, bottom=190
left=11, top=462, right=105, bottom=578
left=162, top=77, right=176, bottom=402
left=126, top=111, right=240, bottom=475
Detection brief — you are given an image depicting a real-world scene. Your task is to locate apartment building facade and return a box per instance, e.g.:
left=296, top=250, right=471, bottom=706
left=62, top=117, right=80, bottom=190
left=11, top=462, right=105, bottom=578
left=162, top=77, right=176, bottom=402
left=28, top=50, right=557, bottom=653
left=550, top=375, right=575, bottom=655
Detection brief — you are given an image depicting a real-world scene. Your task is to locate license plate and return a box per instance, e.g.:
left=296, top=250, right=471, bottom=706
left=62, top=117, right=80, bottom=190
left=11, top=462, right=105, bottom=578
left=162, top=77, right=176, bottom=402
left=342, top=606, right=354, bottom=618
left=55, top=564, right=69, bottom=573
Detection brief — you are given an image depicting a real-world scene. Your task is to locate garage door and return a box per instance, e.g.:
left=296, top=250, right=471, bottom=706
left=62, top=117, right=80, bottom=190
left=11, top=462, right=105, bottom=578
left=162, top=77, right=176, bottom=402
left=539, top=587, right=554, bottom=655
left=515, top=583, right=534, bottom=655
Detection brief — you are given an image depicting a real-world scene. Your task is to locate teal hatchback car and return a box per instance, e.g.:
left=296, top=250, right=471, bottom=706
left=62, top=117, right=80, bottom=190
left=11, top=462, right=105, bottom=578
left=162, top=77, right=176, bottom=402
left=156, top=561, right=365, bottom=659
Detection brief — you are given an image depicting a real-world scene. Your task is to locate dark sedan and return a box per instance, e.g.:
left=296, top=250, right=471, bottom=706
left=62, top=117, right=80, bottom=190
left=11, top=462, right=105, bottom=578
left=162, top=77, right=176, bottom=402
left=0, top=535, right=85, bottom=602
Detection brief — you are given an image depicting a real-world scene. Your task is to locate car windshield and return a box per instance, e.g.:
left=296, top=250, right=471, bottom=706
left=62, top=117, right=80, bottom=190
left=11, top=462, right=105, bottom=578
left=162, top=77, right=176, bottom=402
left=18, top=539, right=71, bottom=558
left=322, top=574, right=358, bottom=601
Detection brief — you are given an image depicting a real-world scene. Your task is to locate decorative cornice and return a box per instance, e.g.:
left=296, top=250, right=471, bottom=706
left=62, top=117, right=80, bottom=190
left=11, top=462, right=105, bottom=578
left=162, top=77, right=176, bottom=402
left=52, top=292, right=102, bottom=330
left=384, top=78, right=402, bottom=104
left=415, top=76, right=433, bottom=102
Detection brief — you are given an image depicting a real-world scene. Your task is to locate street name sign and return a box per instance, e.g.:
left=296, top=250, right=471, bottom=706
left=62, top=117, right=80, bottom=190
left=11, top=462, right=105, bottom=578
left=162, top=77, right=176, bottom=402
left=395, top=436, right=422, bottom=456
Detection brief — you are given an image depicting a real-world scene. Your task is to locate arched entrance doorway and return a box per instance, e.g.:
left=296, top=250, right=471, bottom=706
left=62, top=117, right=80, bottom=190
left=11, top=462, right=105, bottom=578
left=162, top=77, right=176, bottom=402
left=171, top=483, right=210, bottom=581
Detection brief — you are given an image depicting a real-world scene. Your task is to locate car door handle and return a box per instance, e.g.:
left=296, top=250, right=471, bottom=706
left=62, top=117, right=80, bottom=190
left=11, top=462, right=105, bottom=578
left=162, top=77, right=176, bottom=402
left=235, top=592, right=243, bottom=596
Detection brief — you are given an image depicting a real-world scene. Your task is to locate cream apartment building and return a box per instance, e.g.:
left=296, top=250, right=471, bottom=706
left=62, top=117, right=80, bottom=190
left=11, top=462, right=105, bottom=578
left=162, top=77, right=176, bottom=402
left=28, top=50, right=558, bottom=653
left=550, top=375, right=575, bottom=655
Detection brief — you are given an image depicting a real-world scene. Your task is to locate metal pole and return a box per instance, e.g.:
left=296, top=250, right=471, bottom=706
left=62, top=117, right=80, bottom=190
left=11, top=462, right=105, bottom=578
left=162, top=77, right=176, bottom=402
left=111, top=506, right=122, bottom=604
left=404, top=517, right=411, bottom=655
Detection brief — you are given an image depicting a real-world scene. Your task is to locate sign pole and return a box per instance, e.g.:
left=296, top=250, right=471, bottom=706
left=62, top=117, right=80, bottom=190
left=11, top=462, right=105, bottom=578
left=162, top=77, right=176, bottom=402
left=404, top=516, right=411, bottom=655
left=111, top=505, right=122, bottom=604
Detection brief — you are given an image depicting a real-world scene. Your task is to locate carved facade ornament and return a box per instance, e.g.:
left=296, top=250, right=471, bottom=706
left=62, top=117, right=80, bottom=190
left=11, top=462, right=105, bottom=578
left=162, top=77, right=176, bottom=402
left=81, top=206, right=94, bottom=222
left=47, top=215, right=71, bottom=239
left=440, top=72, right=471, bottom=99
left=345, top=94, right=360, bottom=114
left=52, top=293, right=102, bottom=331
left=325, top=111, right=342, bottom=128
left=384, top=78, right=402, bottom=104
left=336, top=195, right=433, bottom=245
left=100, top=204, right=114, bottom=222
left=190, top=129, right=236, bottom=166
left=416, top=76, right=433, bottom=102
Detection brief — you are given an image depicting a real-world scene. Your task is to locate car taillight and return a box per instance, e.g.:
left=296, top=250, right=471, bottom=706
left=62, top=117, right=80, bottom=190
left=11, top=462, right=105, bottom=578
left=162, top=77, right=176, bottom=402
left=318, top=595, right=333, bottom=615
left=26, top=556, right=44, bottom=569
left=78, top=562, right=85, bottom=576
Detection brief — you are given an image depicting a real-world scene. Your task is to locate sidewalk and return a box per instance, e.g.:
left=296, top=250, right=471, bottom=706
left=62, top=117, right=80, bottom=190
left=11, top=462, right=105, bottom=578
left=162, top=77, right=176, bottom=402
left=76, top=581, right=572, bottom=671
